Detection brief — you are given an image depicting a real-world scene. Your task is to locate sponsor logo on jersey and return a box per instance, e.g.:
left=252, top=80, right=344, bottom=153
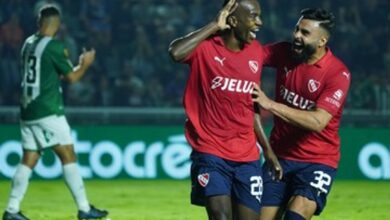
left=198, top=173, right=209, bottom=187
left=308, top=79, right=321, bottom=93
left=333, top=89, right=343, bottom=101
left=283, top=66, right=291, bottom=77
left=280, top=85, right=316, bottom=110
left=211, top=76, right=254, bottom=94
left=342, top=71, right=350, bottom=80
left=214, top=56, right=226, bottom=66
left=248, top=60, right=259, bottom=73
left=325, top=97, right=341, bottom=108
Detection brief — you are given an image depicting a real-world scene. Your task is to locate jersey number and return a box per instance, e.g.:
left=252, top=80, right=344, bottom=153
left=26, top=56, right=37, bottom=83
left=310, top=171, right=332, bottom=194
left=250, top=176, right=263, bottom=203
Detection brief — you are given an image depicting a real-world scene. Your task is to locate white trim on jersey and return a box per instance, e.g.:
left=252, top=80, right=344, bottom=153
left=21, top=36, right=52, bottom=108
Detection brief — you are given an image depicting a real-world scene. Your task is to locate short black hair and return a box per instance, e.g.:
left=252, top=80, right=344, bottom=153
left=38, top=5, right=60, bottom=24
left=300, top=8, right=335, bottom=35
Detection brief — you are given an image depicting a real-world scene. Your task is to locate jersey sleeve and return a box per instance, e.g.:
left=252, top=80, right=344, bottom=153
left=263, top=42, right=289, bottom=67
left=182, top=39, right=208, bottom=64
left=48, top=40, right=73, bottom=76
left=316, top=69, right=351, bottom=116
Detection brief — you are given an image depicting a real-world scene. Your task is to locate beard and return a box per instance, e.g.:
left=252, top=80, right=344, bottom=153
left=291, top=43, right=316, bottom=62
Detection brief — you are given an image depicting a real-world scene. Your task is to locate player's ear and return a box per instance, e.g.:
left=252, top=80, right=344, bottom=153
left=319, top=36, right=328, bottom=47
left=227, top=15, right=237, bottom=28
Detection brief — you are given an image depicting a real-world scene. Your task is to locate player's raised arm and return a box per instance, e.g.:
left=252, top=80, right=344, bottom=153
left=168, top=0, right=237, bottom=62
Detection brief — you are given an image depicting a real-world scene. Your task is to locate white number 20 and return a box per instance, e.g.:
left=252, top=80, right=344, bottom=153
left=250, top=176, right=263, bottom=203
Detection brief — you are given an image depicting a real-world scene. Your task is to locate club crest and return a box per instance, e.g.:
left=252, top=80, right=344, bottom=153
left=249, top=60, right=259, bottom=73
left=197, top=173, right=209, bottom=187
left=308, top=79, right=320, bottom=93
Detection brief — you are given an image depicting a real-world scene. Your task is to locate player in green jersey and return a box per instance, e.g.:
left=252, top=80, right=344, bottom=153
left=2, top=5, right=108, bottom=220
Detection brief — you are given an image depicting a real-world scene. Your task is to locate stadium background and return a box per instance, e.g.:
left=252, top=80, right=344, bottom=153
left=0, top=0, right=389, bottom=219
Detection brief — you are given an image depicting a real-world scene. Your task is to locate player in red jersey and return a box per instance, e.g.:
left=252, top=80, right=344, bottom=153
left=169, top=0, right=281, bottom=219
left=252, top=8, right=351, bottom=220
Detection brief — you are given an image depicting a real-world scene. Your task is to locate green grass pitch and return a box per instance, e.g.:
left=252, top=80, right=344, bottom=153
left=0, top=180, right=389, bottom=219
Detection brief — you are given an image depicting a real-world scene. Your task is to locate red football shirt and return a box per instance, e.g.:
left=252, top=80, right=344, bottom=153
left=183, top=36, right=264, bottom=162
left=264, top=42, right=351, bottom=168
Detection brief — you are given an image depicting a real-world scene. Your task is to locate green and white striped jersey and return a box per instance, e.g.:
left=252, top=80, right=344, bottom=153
left=20, top=34, right=73, bottom=120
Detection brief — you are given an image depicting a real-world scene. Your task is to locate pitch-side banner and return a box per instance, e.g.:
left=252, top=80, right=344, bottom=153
left=0, top=125, right=389, bottom=180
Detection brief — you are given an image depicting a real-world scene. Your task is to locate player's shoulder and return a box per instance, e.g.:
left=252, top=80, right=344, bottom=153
left=192, top=35, right=218, bottom=52
left=327, top=51, right=351, bottom=79
left=45, top=37, right=66, bottom=54
left=325, top=50, right=351, bottom=80
left=47, top=37, right=64, bottom=48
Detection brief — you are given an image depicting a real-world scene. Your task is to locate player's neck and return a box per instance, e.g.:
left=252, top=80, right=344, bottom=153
left=306, top=47, right=326, bottom=65
left=221, top=32, right=244, bottom=52
left=39, top=26, right=57, bottom=37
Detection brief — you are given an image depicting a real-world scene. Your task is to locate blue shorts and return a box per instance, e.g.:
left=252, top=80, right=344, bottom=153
left=261, top=159, right=337, bottom=215
left=190, top=151, right=263, bottom=213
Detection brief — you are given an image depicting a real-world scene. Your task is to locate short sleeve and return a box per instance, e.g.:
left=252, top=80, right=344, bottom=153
left=182, top=40, right=206, bottom=64
left=48, top=40, right=73, bottom=76
left=316, top=69, right=351, bottom=116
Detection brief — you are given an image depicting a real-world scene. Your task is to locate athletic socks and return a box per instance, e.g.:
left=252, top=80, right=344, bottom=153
left=5, top=164, right=32, bottom=214
left=63, top=163, right=90, bottom=212
left=284, top=210, right=306, bottom=220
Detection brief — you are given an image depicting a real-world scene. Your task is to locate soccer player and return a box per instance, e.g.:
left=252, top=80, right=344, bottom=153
left=2, top=5, right=108, bottom=220
left=251, top=8, right=351, bottom=220
left=168, top=0, right=282, bottom=219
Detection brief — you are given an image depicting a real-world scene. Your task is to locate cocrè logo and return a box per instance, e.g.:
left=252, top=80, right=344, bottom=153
left=0, top=131, right=192, bottom=179
left=358, top=142, right=390, bottom=180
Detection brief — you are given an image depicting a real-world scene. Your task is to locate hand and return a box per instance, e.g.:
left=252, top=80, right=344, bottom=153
left=216, top=0, right=238, bottom=30
left=79, top=47, right=96, bottom=67
left=252, top=83, right=272, bottom=110
left=264, top=150, right=283, bottom=181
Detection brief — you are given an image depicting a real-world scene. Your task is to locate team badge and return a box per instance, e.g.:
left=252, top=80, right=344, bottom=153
left=197, top=173, right=209, bottom=187
left=248, top=60, right=258, bottom=73
left=308, top=79, right=320, bottom=93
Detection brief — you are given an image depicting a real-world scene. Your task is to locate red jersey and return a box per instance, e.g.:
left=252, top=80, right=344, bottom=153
left=264, top=42, right=351, bottom=168
left=183, top=36, right=264, bottom=162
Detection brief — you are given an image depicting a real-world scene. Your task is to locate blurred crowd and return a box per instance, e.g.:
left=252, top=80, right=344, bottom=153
left=0, top=0, right=389, bottom=111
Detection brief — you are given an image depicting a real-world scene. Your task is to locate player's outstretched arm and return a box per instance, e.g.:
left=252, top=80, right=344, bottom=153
left=168, top=0, right=237, bottom=62
left=252, top=83, right=332, bottom=132
left=63, top=48, right=96, bottom=83
left=254, top=111, right=283, bottom=180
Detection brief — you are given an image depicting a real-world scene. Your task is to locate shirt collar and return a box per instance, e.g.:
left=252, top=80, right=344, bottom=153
left=212, top=35, right=224, bottom=46
left=313, top=47, right=332, bottom=68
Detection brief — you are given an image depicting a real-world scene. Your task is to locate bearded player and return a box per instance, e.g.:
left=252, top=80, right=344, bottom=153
left=252, top=8, right=351, bottom=220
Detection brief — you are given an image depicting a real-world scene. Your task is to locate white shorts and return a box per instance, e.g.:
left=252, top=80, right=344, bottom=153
left=20, top=115, right=73, bottom=151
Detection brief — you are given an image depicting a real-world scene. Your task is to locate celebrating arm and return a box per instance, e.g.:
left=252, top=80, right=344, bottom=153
left=252, top=83, right=332, bottom=132
left=63, top=48, right=96, bottom=83
left=168, top=0, right=237, bottom=62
